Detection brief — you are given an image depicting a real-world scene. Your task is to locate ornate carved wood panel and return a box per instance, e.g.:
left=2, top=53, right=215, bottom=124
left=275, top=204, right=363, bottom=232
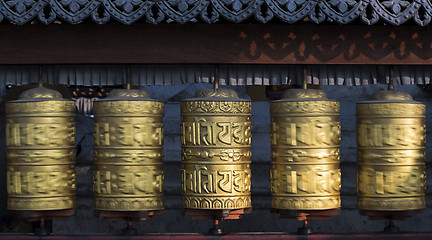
left=1, top=0, right=432, bottom=25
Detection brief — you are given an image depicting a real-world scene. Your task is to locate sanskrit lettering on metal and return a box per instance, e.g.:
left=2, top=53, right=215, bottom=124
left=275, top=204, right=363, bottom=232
left=357, top=90, right=426, bottom=211
left=270, top=89, right=341, bottom=210
left=6, top=87, right=76, bottom=210
left=181, top=88, right=252, bottom=209
left=93, top=89, right=164, bottom=211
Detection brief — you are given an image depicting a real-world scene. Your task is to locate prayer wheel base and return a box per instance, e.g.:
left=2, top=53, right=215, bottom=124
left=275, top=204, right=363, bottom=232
left=360, top=209, right=423, bottom=221
left=272, top=209, right=339, bottom=235
left=10, top=209, right=75, bottom=222
left=96, top=210, right=164, bottom=221
left=10, top=209, right=75, bottom=236
left=184, top=208, right=252, bottom=235
left=97, top=210, right=164, bottom=236
left=296, top=220, right=312, bottom=235
left=360, top=210, right=423, bottom=233
left=272, top=208, right=340, bottom=221
left=184, top=207, right=252, bottom=221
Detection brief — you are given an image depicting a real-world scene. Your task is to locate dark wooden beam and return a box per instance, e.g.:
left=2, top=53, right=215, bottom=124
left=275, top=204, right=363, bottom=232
left=0, top=24, right=432, bottom=65
left=1, top=233, right=432, bottom=239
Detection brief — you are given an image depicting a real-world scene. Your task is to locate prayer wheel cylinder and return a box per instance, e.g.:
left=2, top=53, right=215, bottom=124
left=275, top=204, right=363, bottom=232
left=181, top=88, right=252, bottom=209
left=270, top=89, right=341, bottom=210
left=6, top=87, right=76, bottom=210
left=357, top=90, right=426, bottom=211
left=93, top=89, right=164, bottom=211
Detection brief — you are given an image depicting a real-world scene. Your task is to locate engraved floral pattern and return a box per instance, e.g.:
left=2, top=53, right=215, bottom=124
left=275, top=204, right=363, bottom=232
left=219, top=101, right=233, bottom=112
left=181, top=101, right=251, bottom=113
left=94, top=101, right=163, bottom=115
left=182, top=196, right=251, bottom=209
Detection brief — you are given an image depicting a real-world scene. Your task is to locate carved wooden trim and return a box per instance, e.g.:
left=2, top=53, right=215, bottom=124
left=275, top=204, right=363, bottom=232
left=1, top=24, right=432, bottom=65
left=1, top=0, right=432, bottom=26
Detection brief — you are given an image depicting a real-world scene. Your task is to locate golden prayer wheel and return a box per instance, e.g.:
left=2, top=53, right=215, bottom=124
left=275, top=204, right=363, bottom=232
left=270, top=89, right=341, bottom=210
left=357, top=90, right=426, bottom=211
left=93, top=89, right=164, bottom=211
left=6, top=87, right=76, bottom=210
left=181, top=88, right=252, bottom=210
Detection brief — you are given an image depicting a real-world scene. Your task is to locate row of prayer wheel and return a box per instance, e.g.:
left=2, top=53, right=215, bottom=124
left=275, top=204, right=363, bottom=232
left=4, top=84, right=426, bottom=216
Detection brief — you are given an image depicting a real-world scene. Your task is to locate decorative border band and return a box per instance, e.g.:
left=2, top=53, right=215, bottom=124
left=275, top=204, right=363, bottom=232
left=2, top=0, right=429, bottom=26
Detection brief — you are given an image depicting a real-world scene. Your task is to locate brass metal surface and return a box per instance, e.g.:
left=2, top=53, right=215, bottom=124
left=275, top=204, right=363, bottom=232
left=181, top=88, right=252, bottom=210
left=270, top=89, right=341, bottom=210
left=195, top=88, right=239, bottom=98
left=357, top=90, right=426, bottom=211
left=18, top=86, right=63, bottom=99
left=6, top=87, right=76, bottom=210
left=106, top=88, right=150, bottom=99
left=282, top=89, right=327, bottom=99
left=371, top=90, right=413, bottom=101
left=93, top=89, right=164, bottom=211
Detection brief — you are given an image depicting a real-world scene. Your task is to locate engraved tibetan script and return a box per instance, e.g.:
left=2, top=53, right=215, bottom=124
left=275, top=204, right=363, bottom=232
left=181, top=117, right=251, bottom=146
left=7, top=123, right=74, bottom=146
left=7, top=171, right=72, bottom=195
left=357, top=124, right=424, bottom=147
left=271, top=169, right=340, bottom=194
left=94, top=123, right=163, bottom=146
left=182, top=166, right=251, bottom=194
left=271, top=122, right=340, bottom=146
left=358, top=168, right=425, bottom=195
left=94, top=170, right=163, bottom=195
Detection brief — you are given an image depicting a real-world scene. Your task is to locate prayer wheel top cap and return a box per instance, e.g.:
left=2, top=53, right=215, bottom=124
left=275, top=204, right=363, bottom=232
left=102, top=88, right=152, bottom=100
left=17, top=87, right=63, bottom=101
left=371, top=90, right=413, bottom=101
left=188, top=88, right=248, bottom=101
left=282, top=89, right=327, bottom=100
